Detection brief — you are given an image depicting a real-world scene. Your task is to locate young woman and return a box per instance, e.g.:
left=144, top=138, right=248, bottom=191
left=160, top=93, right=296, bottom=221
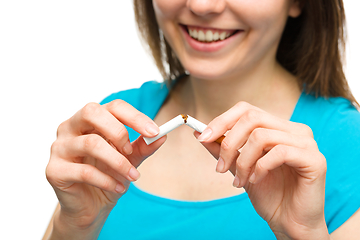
left=44, top=0, right=360, bottom=239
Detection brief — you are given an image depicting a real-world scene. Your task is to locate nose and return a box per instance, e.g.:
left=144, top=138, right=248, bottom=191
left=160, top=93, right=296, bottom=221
left=186, top=0, right=226, bottom=16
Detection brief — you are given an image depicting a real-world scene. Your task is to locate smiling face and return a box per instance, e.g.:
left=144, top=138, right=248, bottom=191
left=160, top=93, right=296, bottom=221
left=152, top=0, right=301, bottom=80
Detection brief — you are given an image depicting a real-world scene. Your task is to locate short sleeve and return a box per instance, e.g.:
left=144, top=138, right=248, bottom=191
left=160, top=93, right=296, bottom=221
left=317, top=102, right=360, bottom=233
left=291, top=94, right=360, bottom=233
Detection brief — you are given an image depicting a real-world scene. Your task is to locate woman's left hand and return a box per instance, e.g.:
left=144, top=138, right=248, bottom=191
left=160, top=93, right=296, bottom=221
left=197, top=102, right=330, bottom=239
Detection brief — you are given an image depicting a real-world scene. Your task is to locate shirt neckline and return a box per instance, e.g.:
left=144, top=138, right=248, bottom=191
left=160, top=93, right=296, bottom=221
left=132, top=83, right=306, bottom=207
left=129, top=182, right=249, bottom=208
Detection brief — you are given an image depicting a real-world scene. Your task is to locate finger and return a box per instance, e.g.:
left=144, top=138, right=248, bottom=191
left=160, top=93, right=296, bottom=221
left=194, top=131, right=237, bottom=174
left=104, top=99, right=160, bottom=137
left=194, top=131, right=220, bottom=159
left=200, top=102, right=313, bottom=144
left=232, top=128, right=273, bottom=187
left=48, top=161, right=126, bottom=194
left=233, top=128, right=315, bottom=187
left=249, top=144, right=326, bottom=184
left=207, top=107, right=313, bottom=174
left=129, top=135, right=167, bottom=168
left=198, top=102, right=265, bottom=142
left=67, top=102, right=132, bottom=154
left=64, top=134, right=141, bottom=182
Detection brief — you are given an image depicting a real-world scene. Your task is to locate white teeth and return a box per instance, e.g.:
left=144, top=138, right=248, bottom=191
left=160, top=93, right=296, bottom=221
left=187, top=28, right=234, bottom=42
left=205, top=30, right=213, bottom=42
left=213, top=32, right=219, bottom=41
left=189, top=29, right=193, bottom=37
left=220, top=32, right=226, bottom=40
left=193, top=29, right=198, bottom=38
left=198, top=30, right=205, bottom=41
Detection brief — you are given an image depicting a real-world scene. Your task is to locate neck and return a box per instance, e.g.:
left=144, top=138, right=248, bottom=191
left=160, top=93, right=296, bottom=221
left=175, top=61, right=301, bottom=123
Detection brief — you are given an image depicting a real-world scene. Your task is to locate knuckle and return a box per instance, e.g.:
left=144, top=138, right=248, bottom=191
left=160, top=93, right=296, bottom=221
left=274, top=145, right=287, bottom=159
left=50, top=141, right=61, bottom=154
left=80, top=166, right=94, bottom=182
left=220, top=140, right=231, bottom=151
left=314, top=152, right=327, bottom=173
left=249, top=128, right=266, bottom=144
left=45, top=162, right=59, bottom=184
left=56, top=121, right=68, bottom=137
left=256, top=160, right=266, bottom=173
left=101, top=178, right=112, bottom=191
left=81, top=102, right=101, bottom=122
left=236, top=159, right=245, bottom=170
left=111, top=126, right=128, bottom=142
left=115, top=157, right=129, bottom=172
left=83, top=134, right=103, bottom=151
left=319, top=154, right=327, bottom=173
left=298, top=123, right=313, bottom=137
left=107, top=99, right=125, bottom=111
left=235, top=101, right=249, bottom=109
left=243, top=109, right=260, bottom=123
left=304, top=138, right=318, bottom=149
left=45, top=164, right=54, bottom=182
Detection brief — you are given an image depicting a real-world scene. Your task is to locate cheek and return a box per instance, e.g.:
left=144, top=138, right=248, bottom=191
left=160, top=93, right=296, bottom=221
left=231, top=0, right=290, bottom=57
left=232, top=0, right=290, bottom=30
left=153, top=0, right=187, bottom=61
left=152, top=0, right=185, bottom=19
left=153, top=0, right=185, bottom=44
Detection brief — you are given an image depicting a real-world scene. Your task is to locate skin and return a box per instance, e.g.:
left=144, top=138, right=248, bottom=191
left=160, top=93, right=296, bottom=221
left=44, top=0, right=360, bottom=239
left=44, top=101, right=166, bottom=239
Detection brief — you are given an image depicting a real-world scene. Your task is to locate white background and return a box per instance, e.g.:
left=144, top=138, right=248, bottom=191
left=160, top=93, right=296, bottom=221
left=0, top=1, right=359, bottom=239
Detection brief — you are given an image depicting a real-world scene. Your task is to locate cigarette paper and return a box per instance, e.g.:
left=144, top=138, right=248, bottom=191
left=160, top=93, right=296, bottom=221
left=143, top=114, right=225, bottom=145
left=185, top=115, right=207, bottom=133
left=186, top=115, right=224, bottom=144
left=143, top=115, right=184, bottom=145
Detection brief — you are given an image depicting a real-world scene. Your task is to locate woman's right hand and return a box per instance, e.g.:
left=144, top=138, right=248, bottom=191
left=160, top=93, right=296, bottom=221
left=45, top=100, right=165, bottom=239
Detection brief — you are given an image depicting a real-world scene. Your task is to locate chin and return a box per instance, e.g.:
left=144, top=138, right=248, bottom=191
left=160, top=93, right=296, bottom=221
left=183, top=62, right=237, bottom=81
left=185, top=69, right=219, bottom=80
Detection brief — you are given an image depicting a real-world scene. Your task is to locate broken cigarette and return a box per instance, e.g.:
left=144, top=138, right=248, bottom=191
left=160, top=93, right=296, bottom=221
left=143, top=114, right=224, bottom=145
left=143, top=115, right=184, bottom=145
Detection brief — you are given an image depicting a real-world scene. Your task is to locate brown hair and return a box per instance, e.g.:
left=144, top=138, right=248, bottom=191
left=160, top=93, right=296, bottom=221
left=133, top=0, right=357, bottom=104
left=133, top=1, right=185, bottom=81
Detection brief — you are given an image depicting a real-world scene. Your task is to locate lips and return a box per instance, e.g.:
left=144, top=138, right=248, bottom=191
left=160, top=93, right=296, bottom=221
left=180, top=24, right=242, bottom=52
left=181, top=24, right=240, bottom=43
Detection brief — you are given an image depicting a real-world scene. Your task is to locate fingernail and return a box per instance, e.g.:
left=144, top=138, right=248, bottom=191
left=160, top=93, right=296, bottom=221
left=216, top=157, right=225, bottom=173
left=115, top=183, right=125, bottom=193
left=129, top=167, right=140, bottom=181
left=198, top=128, right=212, bottom=142
left=233, top=175, right=240, bottom=188
left=145, top=123, right=160, bottom=136
left=122, top=141, right=133, bottom=155
left=249, top=173, right=256, bottom=184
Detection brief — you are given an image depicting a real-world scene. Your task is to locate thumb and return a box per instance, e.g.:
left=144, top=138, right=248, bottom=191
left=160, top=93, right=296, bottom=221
left=194, top=131, right=221, bottom=159
left=128, top=135, right=167, bottom=168
left=194, top=131, right=236, bottom=175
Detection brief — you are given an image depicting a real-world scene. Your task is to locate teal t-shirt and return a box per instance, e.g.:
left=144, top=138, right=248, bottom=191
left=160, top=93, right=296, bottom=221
left=98, top=81, right=360, bottom=239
